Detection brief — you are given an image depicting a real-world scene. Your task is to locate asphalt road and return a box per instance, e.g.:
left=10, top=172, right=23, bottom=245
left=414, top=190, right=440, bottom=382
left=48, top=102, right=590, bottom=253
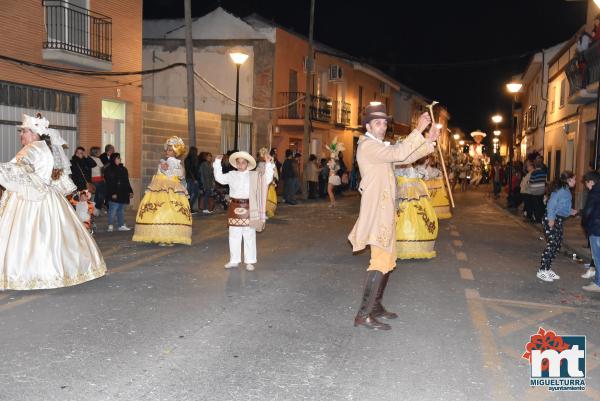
left=1, top=188, right=600, bottom=401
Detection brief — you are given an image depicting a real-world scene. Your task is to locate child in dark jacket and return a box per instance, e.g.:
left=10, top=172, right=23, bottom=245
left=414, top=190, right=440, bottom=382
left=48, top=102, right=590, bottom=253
left=582, top=171, right=600, bottom=292
left=537, top=171, right=577, bottom=282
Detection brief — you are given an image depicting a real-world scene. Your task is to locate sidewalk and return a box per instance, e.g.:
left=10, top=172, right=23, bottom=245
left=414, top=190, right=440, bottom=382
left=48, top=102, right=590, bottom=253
left=484, top=185, right=592, bottom=262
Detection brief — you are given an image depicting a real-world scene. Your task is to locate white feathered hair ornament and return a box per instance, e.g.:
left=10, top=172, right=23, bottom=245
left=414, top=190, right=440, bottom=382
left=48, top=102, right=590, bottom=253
left=325, top=136, right=345, bottom=160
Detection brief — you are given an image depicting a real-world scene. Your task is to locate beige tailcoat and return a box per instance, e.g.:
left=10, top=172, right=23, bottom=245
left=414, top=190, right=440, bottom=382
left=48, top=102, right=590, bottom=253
left=348, top=130, right=435, bottom=254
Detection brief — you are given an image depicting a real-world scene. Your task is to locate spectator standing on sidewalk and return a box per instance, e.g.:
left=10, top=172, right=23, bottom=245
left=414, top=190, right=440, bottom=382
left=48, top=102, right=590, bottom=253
left=305, top=154, right=319, bottom=199
left=70, top=146, right=97, bottom=192
left=581, top=171, right=600, bottom=292
left=89, top=146, right=106, bottom=215
left=491, top=160, right=503, bottom=199
left=184, top=146, right=200, bottom=214
left=104, top=153, right=134, bottom=232
left=100, top=144, right=114, bottom=165
left=281, top=149, right=299, bottom=205
left=521, top=160, right=535, bottom=222
left=199, top=152, right=216, bottom=214
left=536, top=171, right=577, bottom=282
left=529, top=158, right=547, bottom=223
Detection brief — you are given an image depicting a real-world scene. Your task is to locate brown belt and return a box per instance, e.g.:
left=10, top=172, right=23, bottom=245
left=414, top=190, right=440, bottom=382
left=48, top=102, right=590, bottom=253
left=228, top=198, right=250, bottom=226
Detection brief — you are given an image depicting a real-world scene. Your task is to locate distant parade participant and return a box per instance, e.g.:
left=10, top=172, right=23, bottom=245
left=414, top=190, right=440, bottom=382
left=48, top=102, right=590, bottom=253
left=348, top=103, right=438, bottom=330
left=133, top=136, right=192, bottom=246
left=214, top=151, right=275, bottom=271
left=394, top=159, right=438, bottom=259
left=0, top=114, right=106, bottom=290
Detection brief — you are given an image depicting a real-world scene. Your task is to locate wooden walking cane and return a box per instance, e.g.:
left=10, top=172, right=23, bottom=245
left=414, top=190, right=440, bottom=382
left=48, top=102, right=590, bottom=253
left=426, top=101, right=455, bottom=208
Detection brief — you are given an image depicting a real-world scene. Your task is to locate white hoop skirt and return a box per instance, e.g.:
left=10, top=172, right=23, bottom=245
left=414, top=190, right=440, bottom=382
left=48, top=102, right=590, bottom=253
left=0, top=142, right=106, bottom=290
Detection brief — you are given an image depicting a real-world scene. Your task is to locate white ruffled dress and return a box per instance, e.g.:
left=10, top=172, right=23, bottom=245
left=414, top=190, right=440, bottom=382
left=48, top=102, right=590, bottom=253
left=0, top=141, right=106, bottom=290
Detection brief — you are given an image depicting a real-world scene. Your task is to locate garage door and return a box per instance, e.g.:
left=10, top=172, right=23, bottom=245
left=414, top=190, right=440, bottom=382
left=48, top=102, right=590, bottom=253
left=0, top=81, right=78, bottom=162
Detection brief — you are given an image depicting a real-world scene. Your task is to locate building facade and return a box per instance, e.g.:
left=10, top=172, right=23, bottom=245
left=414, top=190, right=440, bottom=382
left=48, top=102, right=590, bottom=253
left=143, top=7, right=446, bottom=181
left=0, top=0, right=143, bottom=202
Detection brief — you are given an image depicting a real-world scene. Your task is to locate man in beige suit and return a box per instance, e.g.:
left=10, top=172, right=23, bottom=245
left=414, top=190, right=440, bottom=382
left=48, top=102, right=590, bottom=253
left=349, top=103, right=439, bottom=330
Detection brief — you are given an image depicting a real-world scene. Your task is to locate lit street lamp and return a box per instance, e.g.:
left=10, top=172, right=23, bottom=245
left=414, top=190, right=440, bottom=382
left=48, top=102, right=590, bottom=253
left=230, top=52, right=249, bottom=150
left=493, top=130, right=501, bottom=136
left=505, top=81, right=522, bottom=203
left=453, top=134, right=460, bottom=140
left=491, top=114, right=503, bottom=124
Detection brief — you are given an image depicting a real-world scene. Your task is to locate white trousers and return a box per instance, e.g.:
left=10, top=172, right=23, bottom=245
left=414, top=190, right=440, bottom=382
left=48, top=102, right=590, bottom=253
left=228, top=226, right=257, bottom=264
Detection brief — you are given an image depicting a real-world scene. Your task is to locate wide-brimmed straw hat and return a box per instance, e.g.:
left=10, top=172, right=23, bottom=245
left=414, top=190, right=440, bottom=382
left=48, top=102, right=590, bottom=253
left=470, top=130, right=486, bottom=138
left=229, top=151, right=256, bottom=170
left=362, top=103, right=392, bottom=125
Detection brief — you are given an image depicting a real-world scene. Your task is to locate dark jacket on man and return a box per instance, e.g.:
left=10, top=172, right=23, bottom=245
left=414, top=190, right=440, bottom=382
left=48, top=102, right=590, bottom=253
left=104, top=164, right=133, bottom=204
left=281, top=158, right=299, bottom=180
left=583, top=184, right=600, bottom=237
left=99, top=153, right=111, bottom=165
left=70, top=156, right=97, bottom=191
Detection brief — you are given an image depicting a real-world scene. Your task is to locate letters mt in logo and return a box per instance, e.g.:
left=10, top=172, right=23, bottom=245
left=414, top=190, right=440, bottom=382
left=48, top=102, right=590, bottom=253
left=522, top=327, right=586, bottom=392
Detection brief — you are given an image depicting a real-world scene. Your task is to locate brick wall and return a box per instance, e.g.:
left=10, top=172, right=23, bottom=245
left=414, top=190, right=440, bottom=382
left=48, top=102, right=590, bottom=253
left=0, top=0, right=142, bottom=181
left=141, top=102, right=221, bottom=191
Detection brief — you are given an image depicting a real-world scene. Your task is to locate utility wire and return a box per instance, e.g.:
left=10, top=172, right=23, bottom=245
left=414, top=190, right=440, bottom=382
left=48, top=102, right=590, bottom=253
left=0, top=54, right=185, bottom=76
left=194, top=70, right=306, bottom=111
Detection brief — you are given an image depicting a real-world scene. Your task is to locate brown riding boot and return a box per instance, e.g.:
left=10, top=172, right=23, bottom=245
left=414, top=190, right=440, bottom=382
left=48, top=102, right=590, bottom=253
left=372, top=272, right=398, bottom=320
left=354, top=271, right=391, bottom=330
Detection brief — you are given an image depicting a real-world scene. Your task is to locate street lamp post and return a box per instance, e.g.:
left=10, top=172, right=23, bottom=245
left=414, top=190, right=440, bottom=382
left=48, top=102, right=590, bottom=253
left=505, top=82, right=522, bottom=204
left=229, top=52, right=249, bottom=151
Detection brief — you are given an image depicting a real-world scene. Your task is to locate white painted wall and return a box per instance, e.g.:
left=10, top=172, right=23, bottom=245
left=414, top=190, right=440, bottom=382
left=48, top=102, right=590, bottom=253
left=143, top=45, right=254, bottom=117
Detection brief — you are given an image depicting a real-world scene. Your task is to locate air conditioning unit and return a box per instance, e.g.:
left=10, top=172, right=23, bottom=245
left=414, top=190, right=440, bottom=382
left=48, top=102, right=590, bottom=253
left=329, top=65, right=343, bottom=81
left=303, top=56, right=315, bottom=74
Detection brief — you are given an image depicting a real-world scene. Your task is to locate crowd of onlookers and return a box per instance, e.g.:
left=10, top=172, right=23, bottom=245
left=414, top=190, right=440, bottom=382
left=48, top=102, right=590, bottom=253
left=481, top=152, right=600, bottom=291
left=69, top=144, right=133, bottom=233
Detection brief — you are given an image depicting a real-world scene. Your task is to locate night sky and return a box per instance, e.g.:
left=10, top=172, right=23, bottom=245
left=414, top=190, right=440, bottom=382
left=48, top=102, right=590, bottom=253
left=144, top=0, right=588, bottom=135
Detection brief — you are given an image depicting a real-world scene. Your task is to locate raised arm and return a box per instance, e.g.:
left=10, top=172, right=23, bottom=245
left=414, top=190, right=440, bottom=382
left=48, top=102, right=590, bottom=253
left=212, top=156, right=230, bottom=185
left=363, top=130, right=435, bottom=164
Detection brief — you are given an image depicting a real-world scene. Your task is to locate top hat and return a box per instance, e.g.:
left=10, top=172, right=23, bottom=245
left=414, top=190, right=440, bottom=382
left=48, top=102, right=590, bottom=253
left=362, top=103, right=392, bottom=125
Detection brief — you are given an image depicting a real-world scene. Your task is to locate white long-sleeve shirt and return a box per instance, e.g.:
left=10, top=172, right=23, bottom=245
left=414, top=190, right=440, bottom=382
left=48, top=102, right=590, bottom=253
left=213, top=160, right=275, bottom=199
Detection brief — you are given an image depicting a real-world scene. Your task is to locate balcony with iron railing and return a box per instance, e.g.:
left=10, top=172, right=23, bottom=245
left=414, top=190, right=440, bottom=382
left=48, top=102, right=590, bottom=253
left=277, top=92, right=332, bottom=123
left=42, top=0, right=112, bottom=70
left=523, top=105, right=538, bottom=134
left=565, top=39, right=600, bottom=104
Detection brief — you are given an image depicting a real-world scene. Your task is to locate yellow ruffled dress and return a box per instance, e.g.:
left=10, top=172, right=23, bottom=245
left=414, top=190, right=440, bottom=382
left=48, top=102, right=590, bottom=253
left=395, top=176, right=439, bottom=259
left=426, top=177, right=452, bottom=219
left=266, top=183, right=277, bottom=218
left=133, top=172, right=192, bottom=245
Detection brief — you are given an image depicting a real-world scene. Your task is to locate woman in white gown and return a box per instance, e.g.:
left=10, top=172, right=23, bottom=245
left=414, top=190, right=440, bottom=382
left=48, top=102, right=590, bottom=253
left=0, top=114, right=106, bottom=290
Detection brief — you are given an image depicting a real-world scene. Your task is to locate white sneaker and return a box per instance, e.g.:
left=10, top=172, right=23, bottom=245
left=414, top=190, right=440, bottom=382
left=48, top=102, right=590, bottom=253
left=546, top=270, right=560, bottom=280
left=107, top=225, right=114, bottom=232
left=203, top=209, right=213, bottom=214
left=582, top=268, right=596, bottom=279
left=245, top=264, right=255, bottom=271
left=582, top=282, right=600, bottom=292
left=537, top=270, right=554, bottom=282
left=224, top=262, right=239, bottom=269
left=118, top=225, right=131, bottom=231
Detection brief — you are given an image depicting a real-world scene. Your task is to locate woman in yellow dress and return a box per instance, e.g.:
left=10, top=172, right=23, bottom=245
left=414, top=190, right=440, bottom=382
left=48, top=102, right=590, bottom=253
left=260, top=148, right=278, bottom=218
left=424, top=156, right=452, bottom=220
left=395, top=162, right=438, bottom=259
left=133, top=136, right=192, bottom=246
